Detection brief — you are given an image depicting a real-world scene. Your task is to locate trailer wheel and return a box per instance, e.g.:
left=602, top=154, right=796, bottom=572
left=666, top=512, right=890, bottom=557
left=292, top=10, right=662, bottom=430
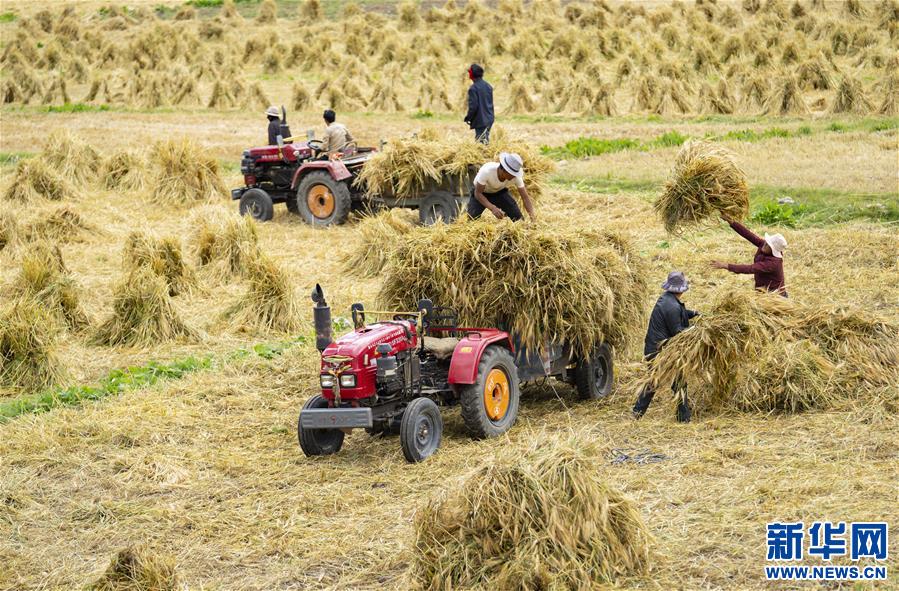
left=400, top=397, right=443, bottom=463
left=575, top=343, right=614, bottom=400
left=239, top=188, right=274, bottom=222
left=419, top=191, right=461, bottom=225
left=295, top=171, right=352, bottom=226
left=459, top=345, right=520, bottom=439
left=298, top=395, right=345, bottom=457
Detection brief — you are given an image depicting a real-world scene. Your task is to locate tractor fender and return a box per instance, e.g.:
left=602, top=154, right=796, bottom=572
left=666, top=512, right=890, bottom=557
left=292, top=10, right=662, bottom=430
left=447, top=331, right=515, bottom=385
left=291, top=160, right=352, bottom=189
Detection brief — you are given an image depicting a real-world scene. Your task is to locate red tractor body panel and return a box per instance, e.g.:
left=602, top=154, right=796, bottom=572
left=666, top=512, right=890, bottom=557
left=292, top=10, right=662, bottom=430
left=245, top=143, right=313, bottom=163
left=320, top=321, right=418, bottom=401
left=291, top=160, right=353, bottom=189
left=447, top=329, right=514, bottom=385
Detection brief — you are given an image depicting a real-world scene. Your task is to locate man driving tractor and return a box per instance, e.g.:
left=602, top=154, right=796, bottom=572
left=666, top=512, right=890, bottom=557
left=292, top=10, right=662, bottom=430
left=319, top=109, right=354, bottom=157
left=467, top=152, right=536, bottom=222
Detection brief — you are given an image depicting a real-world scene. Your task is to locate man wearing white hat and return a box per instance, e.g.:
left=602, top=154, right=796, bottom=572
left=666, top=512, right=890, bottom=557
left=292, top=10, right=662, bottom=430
left=466, top=152, right=536, bottom=222
left=711, top=216, right=788, bottom=296
left=265, top=105, right=281, bottom=145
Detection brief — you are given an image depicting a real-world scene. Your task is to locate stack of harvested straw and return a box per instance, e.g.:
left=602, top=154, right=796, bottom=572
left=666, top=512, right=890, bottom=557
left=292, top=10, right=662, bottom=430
left=641, top=290, right=899, bottom=414
left=123, top=232, right=196, bottom=296
left=222, top=253, right=302, bottom=333
left=655, top=140, right=749, bottom=234
left=8, top=241, right=90, bottom=331
left=2, top=157, right=77, bottom=202
left=0, top=301, right=66, bottom=394
left=411, top=431, right=651, bottom=589
left=343, top=209, right=416, bottom=277
left=377, top=219, right=648, bottom=355
left=149, top=139, right=226, bottom=204
left=90, top=546, right=180, bottom=591
left=190, top=211, right=260, bottom=278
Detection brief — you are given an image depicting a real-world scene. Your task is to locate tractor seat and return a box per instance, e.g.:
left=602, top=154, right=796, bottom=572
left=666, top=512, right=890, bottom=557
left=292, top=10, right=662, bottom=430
left=423, top=336, right=460, bottom=360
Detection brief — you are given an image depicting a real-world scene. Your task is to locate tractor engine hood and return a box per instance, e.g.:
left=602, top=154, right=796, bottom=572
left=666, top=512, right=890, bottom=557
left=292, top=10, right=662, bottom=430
left=322, top=321, right=418, bottom=370
left=244, top=143, right=312, bottom=163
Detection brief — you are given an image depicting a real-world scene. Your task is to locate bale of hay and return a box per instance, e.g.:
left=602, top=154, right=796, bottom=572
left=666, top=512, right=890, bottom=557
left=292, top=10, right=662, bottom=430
left=191, top=211, right=260, bottom=278
left=640, top=290, right=899, bottom=414
left=0, top=301, right=66, bottom=394
left=8, top=241, right=90, bottom=331
left=2, top=157, right=77, bottom=202
left=123, top=232, right=196, bottom=296
left=102, top=150, right=150, bottom=192
left=830, top=74, right=875, bottom=114
left=42, top=131, right=101, bottom=186
left=343, top=209, right=417, bottom=277
left=90, top=545, right=179, bottom=591
left=410, top=432, right=651, bottom=589
left=94, top=267, right=197, bottom=346
left=377, top=219, right=648, bottom=355
left=222, top=253, right=302, bottom=333
left=22, top=205, right=95, bottom=243
left=149, top=139, right=226, bottom=204
left=655, top=140, right=749, bottom=234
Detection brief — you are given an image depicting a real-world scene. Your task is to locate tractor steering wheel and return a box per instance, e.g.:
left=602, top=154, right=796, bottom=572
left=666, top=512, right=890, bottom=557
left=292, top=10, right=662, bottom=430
left=306, top=139, right=324, bottom=154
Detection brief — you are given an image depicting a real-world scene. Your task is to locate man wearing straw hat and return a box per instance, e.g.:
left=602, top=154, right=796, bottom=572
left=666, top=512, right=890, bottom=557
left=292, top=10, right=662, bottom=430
left=632, top=271, right=697, bottom=423
left=710, top=216, right=789, bottom=297
left=467, top=152, right=536, bottom=222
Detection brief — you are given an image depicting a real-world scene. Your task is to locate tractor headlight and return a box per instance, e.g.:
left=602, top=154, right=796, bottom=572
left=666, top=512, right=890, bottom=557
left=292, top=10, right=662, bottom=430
left=320, top=375, right=334, bottom=388
left=339, top=374, right=357, bottom=388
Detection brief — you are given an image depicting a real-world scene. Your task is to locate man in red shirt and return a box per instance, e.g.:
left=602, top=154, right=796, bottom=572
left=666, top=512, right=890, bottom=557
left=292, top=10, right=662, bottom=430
left=710, top=215, right=788, bottom=296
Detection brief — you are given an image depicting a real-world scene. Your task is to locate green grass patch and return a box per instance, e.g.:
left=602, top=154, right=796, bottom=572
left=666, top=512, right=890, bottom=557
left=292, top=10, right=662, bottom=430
left=543, top=137, right=639, bottom=158
left=0, top=11, right=17, bottom=22
left=44, top=103, right=110, bottom=113
left=0, top=151, right=33, bottom=166
left=550, top=175, right=659, bottom=193
left=0, top=336, right=307, bottom=422
left=412, top=110, right=435, bottom=119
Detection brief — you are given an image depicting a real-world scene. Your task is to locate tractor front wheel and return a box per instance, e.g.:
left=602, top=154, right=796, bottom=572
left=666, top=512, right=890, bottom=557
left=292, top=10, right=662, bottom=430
left=575, top=343, right=614, bottom=400
left=239, top=188, right=274, bottom=222
left=298, top=395, right=345, bottom=457
left=459, top=345, right=520, bottom=439
left=400, top=397, right=443, bottom=463
left=295, top=171, right=352, bottom=226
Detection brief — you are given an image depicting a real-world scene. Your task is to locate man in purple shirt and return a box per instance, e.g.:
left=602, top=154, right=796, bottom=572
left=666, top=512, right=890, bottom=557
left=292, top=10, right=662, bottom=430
left=711, top=215, right=788, bottom=297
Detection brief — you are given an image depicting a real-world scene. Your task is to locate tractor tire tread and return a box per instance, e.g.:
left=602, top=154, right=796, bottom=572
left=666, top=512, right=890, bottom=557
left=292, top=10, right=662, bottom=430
left=295, top=170, right=352, bottom=226
left=459, top=345, right=520, bottom=439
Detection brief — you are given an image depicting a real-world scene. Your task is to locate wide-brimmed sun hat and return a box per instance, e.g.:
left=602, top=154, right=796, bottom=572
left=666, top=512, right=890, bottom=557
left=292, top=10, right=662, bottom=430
left=498, top=152, right=524, bottom=179
left=661, top=271, right=689, bottom=293
left=764, top=233, right=787, bottom=258
left=264, top=105, right=279, bottom=118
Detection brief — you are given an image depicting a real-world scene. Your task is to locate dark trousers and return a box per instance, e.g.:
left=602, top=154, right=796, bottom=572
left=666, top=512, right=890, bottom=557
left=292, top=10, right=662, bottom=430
left=466, top=187, right=523, bottom=221
left=474, top=126, right=491, bottom=144
left=633, top=354, right=691, bottom=422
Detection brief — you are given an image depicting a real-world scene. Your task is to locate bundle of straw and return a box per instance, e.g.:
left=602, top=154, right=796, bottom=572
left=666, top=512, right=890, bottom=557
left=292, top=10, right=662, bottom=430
left=42, top=130, right=101, bottom=186
left=655, top=140, right=749, bottom=234
left=191, top=211, right=260, bottom=278
left=149, top=139, right=226, bottom=204
left=0, top=210, right=17, bottom=251
left=222, top=253, right=302, bottom=333
left=343, top=209, right=417, bottom=277
left=123, top=232, right=197, bottom=296
left=8, top=241, right=90, bottom=331
left=94, top=268, right=197, bottom=346
left=2, top=157, right=77, bottom=202
left=411, top=431, right=651, bottom=589
left=640, top=290, right=899, bottom=414
left=103, top=149, right=150, bottom=192
left=22, top=205, right=95, bottom=243
left=90, top=546, right=179, bottom=591
left=377, top=219, right=648, bottom=355
left=0, top=301, right=66, bottom=394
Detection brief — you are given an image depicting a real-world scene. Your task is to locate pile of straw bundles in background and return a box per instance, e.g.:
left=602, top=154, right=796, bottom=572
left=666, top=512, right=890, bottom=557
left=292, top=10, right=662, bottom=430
left=377, top=218, right=648, bottom=355
left=411, top=431, right=651, bottom=589
left=642, top=290, right=899, bottom=414
left=355, top=129, right=554, bottom=200
left=655, top=140, right=749, bottom=234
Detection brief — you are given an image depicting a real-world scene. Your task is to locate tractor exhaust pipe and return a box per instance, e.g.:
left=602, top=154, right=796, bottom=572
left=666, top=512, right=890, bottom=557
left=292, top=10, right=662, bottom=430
left=311, top=284, right=332, bottom=353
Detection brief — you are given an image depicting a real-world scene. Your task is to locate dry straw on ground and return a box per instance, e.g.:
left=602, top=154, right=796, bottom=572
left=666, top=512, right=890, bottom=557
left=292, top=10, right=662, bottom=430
left=191, top=210, right=260, bottom=278
left=42, top=130, right=102, bottom=186
left=93, top=267, right=197, bottom=346
left=0, top=210, right=17, bottom=251
left=2, top=157, right=77, bottom=202
left=410, top=430, right=651, bottom=589
left=123, top=231, right=196, bottom=296
left=343, top=209, right=417, bottom=277
left=0, top=301, right=66, bottom=394
left=89, top=545, right=180, bottom=591
left=8, top=241, right=90, bottom=331
left=103, top=149, right=150, bottom=192
left=641, top=290, right=899, bottom=414
left=21, top=205, right=96, bottom=243
left=655, top=140, right=749, bottom=234
left=377, top=218, right=648, bottom=355
left=149, top=139, right=226, bottom=204
left=222, top=253, right=302, bottom=333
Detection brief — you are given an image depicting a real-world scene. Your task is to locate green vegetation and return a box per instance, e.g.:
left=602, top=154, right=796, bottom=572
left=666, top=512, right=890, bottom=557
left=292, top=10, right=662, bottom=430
left=412, top=110, right=435, bottom=119
left=187, top=0, right=225, bottom=7
left=45, top=103, right=110, bottom=113
left=0, top=11, right=17, bottom=22
left=0, top=151, right=34, bottom=166
left=0, top=336, right=306, bottom=421
left=751, top=202, right=806, bottom=228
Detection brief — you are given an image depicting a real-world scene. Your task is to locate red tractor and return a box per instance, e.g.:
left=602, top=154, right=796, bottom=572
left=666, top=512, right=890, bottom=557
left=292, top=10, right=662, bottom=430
left=299, top=285, right=614, bottom=463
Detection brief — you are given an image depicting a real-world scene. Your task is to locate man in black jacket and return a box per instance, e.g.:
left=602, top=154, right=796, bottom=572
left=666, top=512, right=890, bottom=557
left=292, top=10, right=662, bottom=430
left=463, top=64, right=494, bottom=143
left=633, top=271, right=698, bottom=423
left=265, top=106, right=281, bottom=145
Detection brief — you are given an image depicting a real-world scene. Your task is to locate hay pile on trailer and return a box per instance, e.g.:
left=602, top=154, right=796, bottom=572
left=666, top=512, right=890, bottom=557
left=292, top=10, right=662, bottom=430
left=411, top=431, right=651, bottom=589
left=655, top=140, right=749, bottom=234
left=355, top=132, right=554, bottom=200
left=641, top=290, right=899, bottom=414
left=377, top=219, right=648, bottom=355
left=0, top=301, right=66, bottom=394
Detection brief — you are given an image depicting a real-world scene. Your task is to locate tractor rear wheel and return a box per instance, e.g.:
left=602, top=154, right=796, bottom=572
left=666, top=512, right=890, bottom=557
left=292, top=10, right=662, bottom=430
left=400, top=397, right=443, bottom=463
left=239, top=188, right=274, bottom=222
left=295, top=171, right=352, bottom=226
left=459, top=345, right=520, bottom=439
left=575, top=343, right=614, bottom=400
left=419, top=190, right=461, bottom=225
left=298, top=395, right=345, bottom=457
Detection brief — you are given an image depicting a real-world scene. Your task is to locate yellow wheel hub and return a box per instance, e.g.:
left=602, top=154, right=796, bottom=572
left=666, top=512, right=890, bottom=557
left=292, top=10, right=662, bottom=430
left=307, top=184, right=336, bottom=219
left=484, top=368, right=510, bottom=421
